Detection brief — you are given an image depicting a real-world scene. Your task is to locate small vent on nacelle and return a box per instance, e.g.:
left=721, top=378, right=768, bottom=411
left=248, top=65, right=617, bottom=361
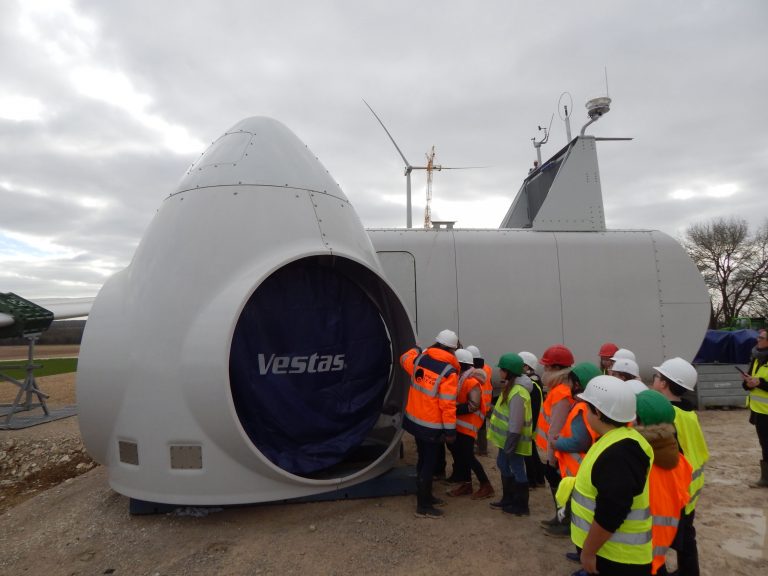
left=170, top=445, right=203, bottom=469
left=118, top=441, right=139, bottom=465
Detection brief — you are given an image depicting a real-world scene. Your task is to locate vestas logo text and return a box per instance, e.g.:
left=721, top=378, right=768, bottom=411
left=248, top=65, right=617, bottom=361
left=258, top=353, right=346, bottom=375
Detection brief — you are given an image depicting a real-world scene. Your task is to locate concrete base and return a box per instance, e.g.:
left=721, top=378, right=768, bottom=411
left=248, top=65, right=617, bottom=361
left=129, top=465, right=417, bottom=515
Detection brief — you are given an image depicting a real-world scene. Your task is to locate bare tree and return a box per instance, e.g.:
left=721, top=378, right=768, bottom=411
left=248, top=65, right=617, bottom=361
left=684, top=217, right=768, bottom=327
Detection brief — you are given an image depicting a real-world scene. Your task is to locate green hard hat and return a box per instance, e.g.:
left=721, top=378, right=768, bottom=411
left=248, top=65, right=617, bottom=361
left=497, top=353, right=524, bottom=376
left=570, top=362, right=602, bottom=388
left=636, top=390, right=675, bottom=425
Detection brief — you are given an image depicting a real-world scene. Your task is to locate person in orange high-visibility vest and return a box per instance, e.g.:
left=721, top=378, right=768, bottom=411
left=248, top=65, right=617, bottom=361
left=652, top=357, right=707, bottom=576
left=535, top=344, right=575, bottom=532
left=635, top=390, right=693, bottom=576
left=547, top=362, right=602, bottom=538
left=445, top=349, right=494, bottom=500
left=400, top=329, right=460, bottom=519
left=467, top=345, right=494, bottom=457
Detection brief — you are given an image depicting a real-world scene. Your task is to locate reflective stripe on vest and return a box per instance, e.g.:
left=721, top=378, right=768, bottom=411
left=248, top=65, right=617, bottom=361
left=402, top=347, right=459, bottom=433
left=487, top=384, right=532, bottom=456
left=747, top=360, right=768, bottom=415
left=673, top=406, right=708, bottom=513
left=649, top=454, right=692, bottom=575
left=535, top=383, right=572, bottom=451
left=456, top=371, right=484, bottom=438
left=570, top=427, right=654, bottom=565
left=411, top=355, right=456, bottom=400
left=555, top=402, right=596, bottom=478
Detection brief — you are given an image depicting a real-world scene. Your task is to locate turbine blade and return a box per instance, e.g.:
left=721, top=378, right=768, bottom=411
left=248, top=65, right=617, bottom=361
left=362, top=99, right=411, bottom=167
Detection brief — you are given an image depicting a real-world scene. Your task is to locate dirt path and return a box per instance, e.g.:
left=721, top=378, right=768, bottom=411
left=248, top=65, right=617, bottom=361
left=0, top=373, right=767, bottom=575
left=0, top=344, right=80, bottom=361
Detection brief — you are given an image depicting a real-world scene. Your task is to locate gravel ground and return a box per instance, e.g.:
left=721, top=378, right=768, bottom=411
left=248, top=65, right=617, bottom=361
left=0, top=357, right=766, bottom=575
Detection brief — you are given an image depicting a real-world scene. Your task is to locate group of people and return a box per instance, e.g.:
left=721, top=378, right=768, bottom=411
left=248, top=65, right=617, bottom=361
left=399, top=330, right=765, bottom=576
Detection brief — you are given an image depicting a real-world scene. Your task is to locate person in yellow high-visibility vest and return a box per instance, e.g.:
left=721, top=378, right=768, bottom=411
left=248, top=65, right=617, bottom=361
left=651, top=357, right=707, bottom=576
left=741, top=328, right=768, bottom=488
left=570, top=375, right=654, bottom=575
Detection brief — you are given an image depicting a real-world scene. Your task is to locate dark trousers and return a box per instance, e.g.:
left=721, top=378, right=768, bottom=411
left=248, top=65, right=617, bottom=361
left=476, top=417, right=488, bottom=455
left=670, top=509, right=699, bottom=576
left=525, top=445, right=545, bottom=485
left=448, top=433, right=490, bottom=484
left=435, top=441, right=446, bottom=477
left=752, top=410, right=768, bottom=460
left=447, top=433, right=472, bottom=481
left=415, top=437, right=440, bottom=506
left=543, top=462, right=561, bottom=491
left=574, top=548, right=651, bottom=576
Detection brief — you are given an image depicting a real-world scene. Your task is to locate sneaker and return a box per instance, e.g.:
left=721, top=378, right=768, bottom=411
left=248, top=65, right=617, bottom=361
left=446, top=482, right=473, bottom=497
left=565, top=551, right=580, bottom=563
left=431, top=496, right=446, bottom=507
left=542, top=522, right=570, bottom=538
left=502, top=504, right=530, bottom=517
left=414, top=506, right=444, bottom=519
left=539, top=515, right=560, bottom=527
left=471, top=482, right=495, bottom=500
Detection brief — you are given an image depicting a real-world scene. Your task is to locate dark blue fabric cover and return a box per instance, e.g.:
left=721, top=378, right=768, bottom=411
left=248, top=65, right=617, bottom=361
left=229, top=261, right=391, bottom=476
left=693, top=329, right=758, bottom=364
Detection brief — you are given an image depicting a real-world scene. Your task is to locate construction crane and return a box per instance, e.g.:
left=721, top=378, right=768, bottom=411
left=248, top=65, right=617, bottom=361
left=424, top=146, right=436, bottom=229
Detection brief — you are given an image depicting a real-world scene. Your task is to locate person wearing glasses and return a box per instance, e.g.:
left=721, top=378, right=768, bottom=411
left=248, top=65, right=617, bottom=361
left=742, top=328, right=768, bottom=488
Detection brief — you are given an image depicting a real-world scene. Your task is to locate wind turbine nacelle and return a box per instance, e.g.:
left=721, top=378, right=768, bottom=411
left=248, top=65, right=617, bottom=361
left=76, top=118, right=415, bottom=506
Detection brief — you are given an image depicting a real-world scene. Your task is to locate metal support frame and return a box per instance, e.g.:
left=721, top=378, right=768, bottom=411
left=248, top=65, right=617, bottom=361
left=0, top=333, right=49, bottom=426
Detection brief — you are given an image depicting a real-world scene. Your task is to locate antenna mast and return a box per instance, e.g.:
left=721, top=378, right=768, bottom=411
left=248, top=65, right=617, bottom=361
left=531, top=114, right=554, bottom=166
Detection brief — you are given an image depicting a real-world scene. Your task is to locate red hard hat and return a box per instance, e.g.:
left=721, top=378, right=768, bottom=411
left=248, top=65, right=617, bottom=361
left=540, top=344, right=574, bottom=367
left=598, top=342, right=619, bottom=358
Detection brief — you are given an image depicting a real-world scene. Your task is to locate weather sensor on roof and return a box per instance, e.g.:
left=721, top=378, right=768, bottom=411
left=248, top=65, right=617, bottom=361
left=586, top=96, right=611, bottom=119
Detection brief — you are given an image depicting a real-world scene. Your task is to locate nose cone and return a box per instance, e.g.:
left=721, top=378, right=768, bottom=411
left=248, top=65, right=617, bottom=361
left=175, top=117, right=348, bottom=201
left=77, top=116, right=414, bottom=505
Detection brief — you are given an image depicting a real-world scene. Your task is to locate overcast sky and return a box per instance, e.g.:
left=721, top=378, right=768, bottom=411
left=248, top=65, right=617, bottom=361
left=1, top=0, right=767, bottom=298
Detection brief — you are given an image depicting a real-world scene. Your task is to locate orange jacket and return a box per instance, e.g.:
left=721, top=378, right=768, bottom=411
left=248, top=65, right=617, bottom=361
left=480, top=365, right=493, bottom=416
left=535, top=383, right=573, bottom=452
left=554, top=402, right=597, bottom=478
left=400, top=347, right=459, bottom=441
left=650, top=455, right=693, bottom=575
left=456, top=370, right=484, bottom=439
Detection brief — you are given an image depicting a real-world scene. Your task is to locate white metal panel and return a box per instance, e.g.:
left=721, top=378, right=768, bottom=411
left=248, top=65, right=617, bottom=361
left=556, top=231, right=665, bottom=377
left=453, top=230, right=562, bottom=371
left=376, top=251, right=417, bottom=328
left=369, top=230, right=458, bottom=347
left=533, top=137, right=606, bottom=231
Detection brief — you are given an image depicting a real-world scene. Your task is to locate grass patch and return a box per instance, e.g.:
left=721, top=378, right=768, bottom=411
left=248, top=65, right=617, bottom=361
left=0, top=358, right=78, bottom=379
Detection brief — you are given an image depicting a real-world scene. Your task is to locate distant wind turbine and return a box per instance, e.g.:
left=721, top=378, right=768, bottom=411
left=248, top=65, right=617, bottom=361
left=363, top=99, right=485, bottom=229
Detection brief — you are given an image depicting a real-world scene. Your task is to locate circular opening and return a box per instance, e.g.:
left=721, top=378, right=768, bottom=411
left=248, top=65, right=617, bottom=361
left=229, top=257, right=399, bottom=479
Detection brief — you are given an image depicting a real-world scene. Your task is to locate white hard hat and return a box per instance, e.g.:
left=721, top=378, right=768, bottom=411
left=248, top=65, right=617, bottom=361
left=577, top=375, right=636, bottom=423
left=455, top=348, right=474, bottom=365
left=435, top=329, right=459, bottom=348
left=466, top=345, right=482, bottom=359
left=626, top=379, right=648, bottom=395
left=519, top=351, right=539, bottom=370
left=653, top=357, right=698, bottom=391
left=611, top=348, right=636, bottom=362
left=611, top=358, right=639, bottom=378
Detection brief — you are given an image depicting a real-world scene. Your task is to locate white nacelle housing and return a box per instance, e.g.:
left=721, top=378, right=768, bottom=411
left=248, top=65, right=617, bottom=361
left=77, top=118, right=415, bottom=505
left=369, top=228, right=710, bottom=382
